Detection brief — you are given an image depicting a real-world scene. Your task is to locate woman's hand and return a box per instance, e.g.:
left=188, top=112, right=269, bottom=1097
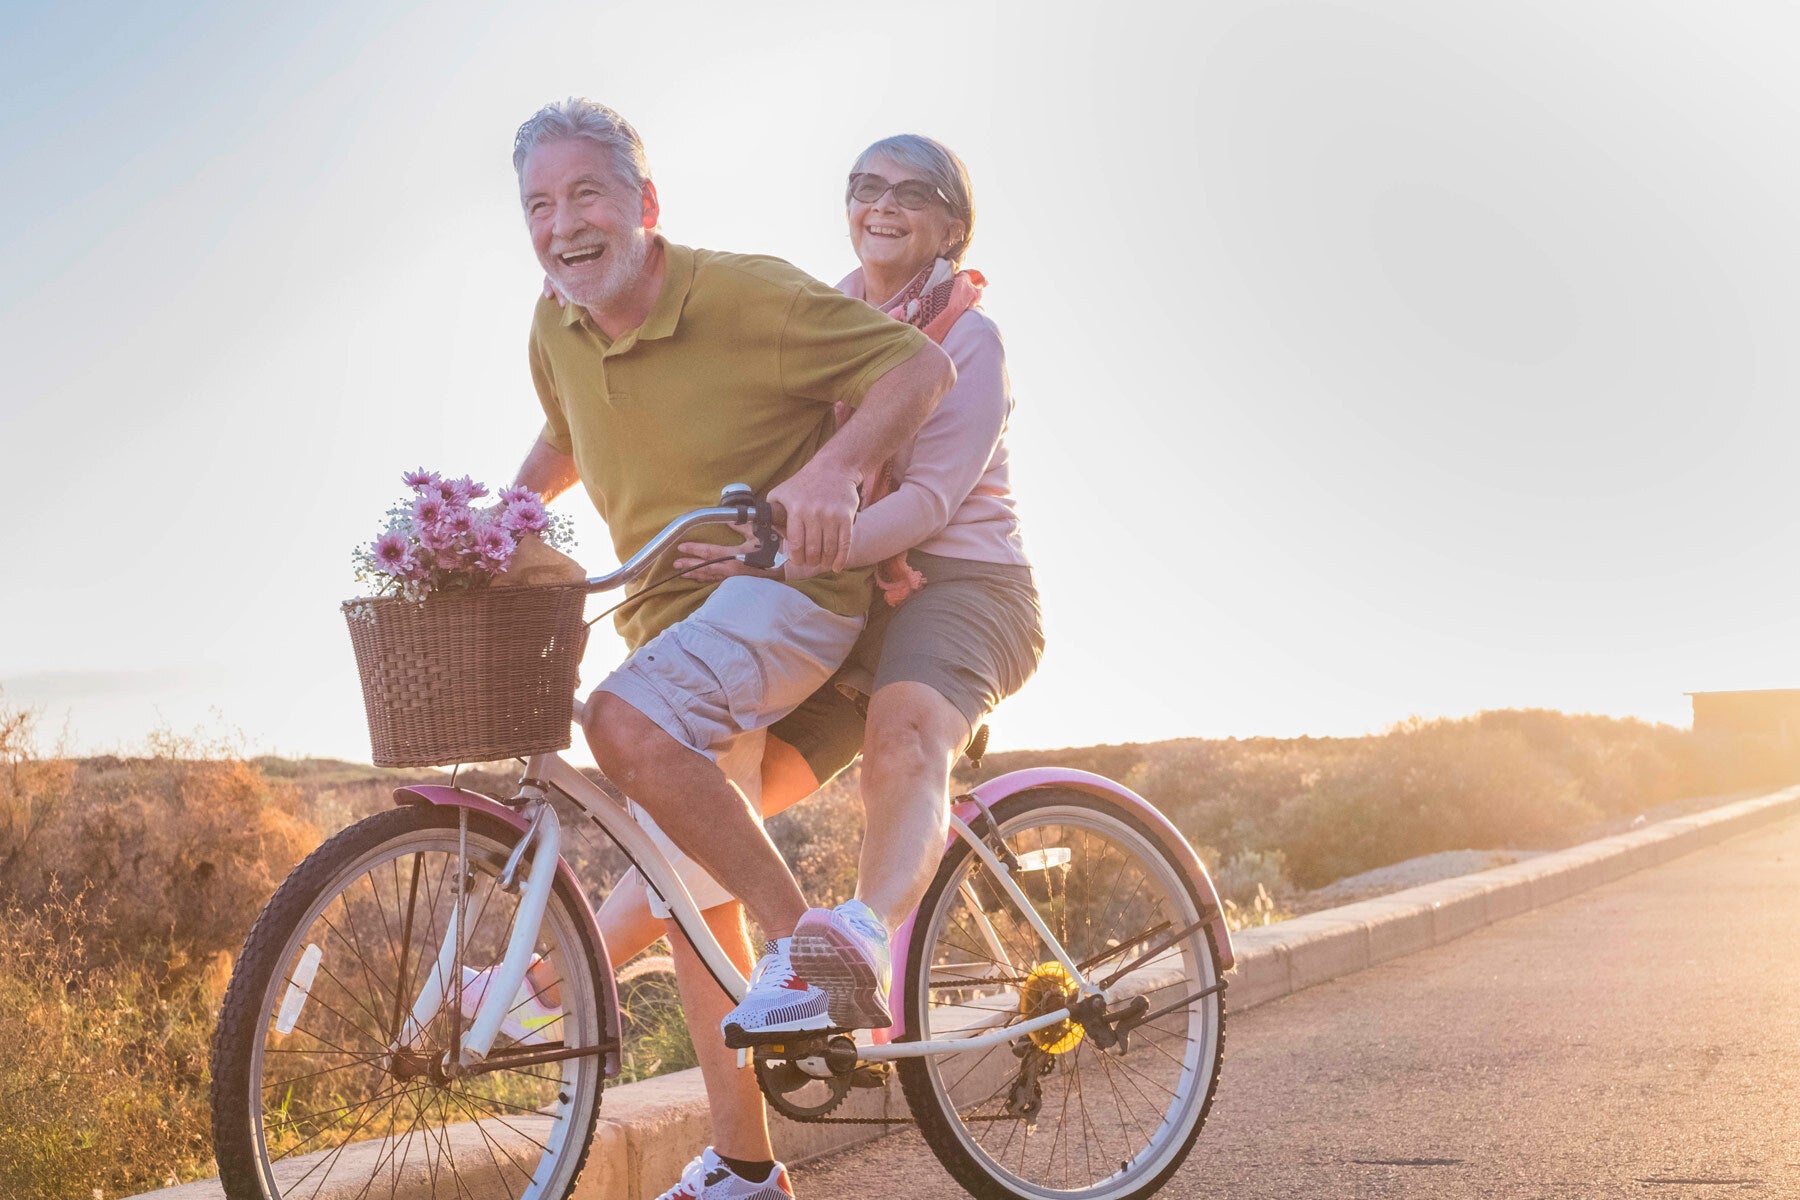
left=673, top=523, right=787, bottom=582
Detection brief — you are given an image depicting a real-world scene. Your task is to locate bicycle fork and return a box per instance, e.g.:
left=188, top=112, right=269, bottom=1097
left=395, top=798, right=563, bottom=1072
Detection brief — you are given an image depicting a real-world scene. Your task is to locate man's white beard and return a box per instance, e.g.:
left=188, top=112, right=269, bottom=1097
left=562, top=227, right=652, bottom=312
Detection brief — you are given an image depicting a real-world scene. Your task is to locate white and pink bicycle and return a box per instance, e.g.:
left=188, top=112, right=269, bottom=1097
left=209, top=491, right=1234, bottom=1200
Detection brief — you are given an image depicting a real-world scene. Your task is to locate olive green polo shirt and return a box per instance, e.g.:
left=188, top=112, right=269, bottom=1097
left=529, top=241, right=930, bottom=649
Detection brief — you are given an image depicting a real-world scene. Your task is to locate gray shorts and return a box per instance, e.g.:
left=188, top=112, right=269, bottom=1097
left=597, top=575, right=863, bottom=917
left=770, top=551, right=1044, bottom=786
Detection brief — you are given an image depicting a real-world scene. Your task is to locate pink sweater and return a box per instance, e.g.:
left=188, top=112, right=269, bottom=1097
left=839, top=269, right=1030, bottom=569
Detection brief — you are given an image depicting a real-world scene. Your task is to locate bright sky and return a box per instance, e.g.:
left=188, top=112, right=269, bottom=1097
left=4, top=0, right=1798, bottom=763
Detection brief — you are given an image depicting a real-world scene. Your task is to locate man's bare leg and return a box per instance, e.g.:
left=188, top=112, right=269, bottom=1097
left=668, top=901, right=773, bottom=1162
left=585, top=691, right=808, bottom=939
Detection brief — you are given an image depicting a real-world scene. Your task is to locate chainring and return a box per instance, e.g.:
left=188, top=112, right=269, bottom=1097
left=754, top=1051, right=854, bottom=1120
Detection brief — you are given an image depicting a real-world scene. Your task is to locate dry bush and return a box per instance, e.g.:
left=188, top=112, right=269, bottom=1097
left=1266, top=719, right=1595, bottom=887
left=769, top=765, right=865, bottom=909
left=2, top=730, right=320, bottom=978
left=0, top=888, right=217, bottom=1199
left=1015, top=710, right=1800, bottom=895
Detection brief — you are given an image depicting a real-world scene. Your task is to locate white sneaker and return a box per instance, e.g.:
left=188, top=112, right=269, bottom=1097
left=720, top=937, right=831, bottom=1047
left=791, top=899, right=893, bottom=1030
left=458, top=957, right=563, bottom=1046
left=654, top=1148, right=794, bottom=1199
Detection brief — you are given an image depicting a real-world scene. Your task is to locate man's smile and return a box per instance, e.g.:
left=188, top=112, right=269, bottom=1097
left=558, top=244, right=606, bottom=265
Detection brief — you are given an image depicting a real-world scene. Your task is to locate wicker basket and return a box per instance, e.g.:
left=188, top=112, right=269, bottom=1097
left=343, top=584, right=590, bottom=767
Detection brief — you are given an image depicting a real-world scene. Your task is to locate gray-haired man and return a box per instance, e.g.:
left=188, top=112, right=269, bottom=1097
left=506, top=98, right=954, bottom=1195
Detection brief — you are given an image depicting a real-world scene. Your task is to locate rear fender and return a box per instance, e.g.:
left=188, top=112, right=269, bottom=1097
left=394, top=785, right=621, bottom=1078
left=885, top=767, right=1233, bottom=1042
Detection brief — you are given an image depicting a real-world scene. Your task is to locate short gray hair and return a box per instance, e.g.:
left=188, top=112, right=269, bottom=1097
left=513, top=98, right=652, bottom=192
left=849, top=134, right=976, bottom=265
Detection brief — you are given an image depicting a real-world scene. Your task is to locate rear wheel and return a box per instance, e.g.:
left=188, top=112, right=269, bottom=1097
left=897, top=789, right=1225, bottom=1200
left=210, top=804, right=607, bottom=1200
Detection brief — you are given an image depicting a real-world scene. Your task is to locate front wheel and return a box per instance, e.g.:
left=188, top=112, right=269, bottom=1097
left=210, top=804, right=608, bottom=1200
left=897, top=789, right=1226, bottom=1200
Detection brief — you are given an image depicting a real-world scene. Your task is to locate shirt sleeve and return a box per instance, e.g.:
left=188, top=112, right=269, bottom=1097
left=529, top=324, right=573, bottom=454
left=846, top=314, right=1010, bottom=566
left=779, top=276, right=930, bottom=409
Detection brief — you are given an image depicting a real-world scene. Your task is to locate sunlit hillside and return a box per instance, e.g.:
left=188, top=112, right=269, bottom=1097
left=2, top=700, right=1795, bottom=1198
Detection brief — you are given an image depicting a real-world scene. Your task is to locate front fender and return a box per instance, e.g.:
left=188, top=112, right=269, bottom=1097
left=394, top=786, right=621, bottom=1078
left=885, top=767, right=1234, bottom=1042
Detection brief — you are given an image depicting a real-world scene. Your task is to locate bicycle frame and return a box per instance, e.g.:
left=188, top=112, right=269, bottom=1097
left=379, top=487, right=1233, bottom=1073
left=396, top=755, right=1233, bottom=1070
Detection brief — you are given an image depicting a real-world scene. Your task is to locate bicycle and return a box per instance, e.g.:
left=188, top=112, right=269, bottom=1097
left=210, top=489, right=1237, bottom=1200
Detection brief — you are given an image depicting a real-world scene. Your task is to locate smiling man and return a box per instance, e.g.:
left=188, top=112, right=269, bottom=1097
left=506, top=98, right=954, bottom=1196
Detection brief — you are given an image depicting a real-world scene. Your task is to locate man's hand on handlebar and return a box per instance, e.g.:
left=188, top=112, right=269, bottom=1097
left=766, top=466, right=858, bottom=575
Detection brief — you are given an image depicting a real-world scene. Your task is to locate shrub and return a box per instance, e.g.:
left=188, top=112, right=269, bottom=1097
left=0, top=889, right=218, bottom=1199
left=2, top=729, right=320, bottom=979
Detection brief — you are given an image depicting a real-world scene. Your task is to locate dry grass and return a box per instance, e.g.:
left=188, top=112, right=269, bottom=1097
left=0, top=889, right=221, bottom=1200
left=0, top=693, right=1793, bottom=1197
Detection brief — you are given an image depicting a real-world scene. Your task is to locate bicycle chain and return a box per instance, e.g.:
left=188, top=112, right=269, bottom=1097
left=763, top=1077, right=1035, bottom=1125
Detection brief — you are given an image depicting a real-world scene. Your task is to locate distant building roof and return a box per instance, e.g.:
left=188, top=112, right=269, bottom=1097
left=1689, top=689, right=1800, bottom=742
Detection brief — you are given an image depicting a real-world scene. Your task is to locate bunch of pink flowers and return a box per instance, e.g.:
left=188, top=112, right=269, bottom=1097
left=352, top=469, right=576, bottom=600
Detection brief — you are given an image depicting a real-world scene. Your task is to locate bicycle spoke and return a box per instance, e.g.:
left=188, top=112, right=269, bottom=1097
left=320, top=893, right=399, bottom=1029
left=444, top=1087, right=543, bottom=1186
left=284, top=1079, right=412, bottom=1192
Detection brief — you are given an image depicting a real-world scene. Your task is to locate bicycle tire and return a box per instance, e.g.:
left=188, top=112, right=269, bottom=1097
left=897, top=788, right=1226, bottom=1200
left=211, top=804, right=608, bottom=1200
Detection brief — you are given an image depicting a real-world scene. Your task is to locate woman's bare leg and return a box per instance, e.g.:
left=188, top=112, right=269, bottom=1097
left=854, top=681, right=971, bottom=930
left=595, top=872, right=668, bottom=967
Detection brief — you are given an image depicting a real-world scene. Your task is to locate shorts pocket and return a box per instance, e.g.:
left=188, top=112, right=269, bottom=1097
left=686, top=623, right=767, bottom=733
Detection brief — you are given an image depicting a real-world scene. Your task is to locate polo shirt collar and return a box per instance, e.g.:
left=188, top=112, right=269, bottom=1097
left=559, top=238, right=695, bottom=344
left=638, top=240, right=693, bottom=342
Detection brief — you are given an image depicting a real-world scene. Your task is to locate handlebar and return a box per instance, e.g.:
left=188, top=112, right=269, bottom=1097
left=583, top=485, right=782, bottom=593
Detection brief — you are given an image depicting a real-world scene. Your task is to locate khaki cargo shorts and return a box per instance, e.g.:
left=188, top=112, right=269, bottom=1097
left=595, top=575, right=863, bottom=917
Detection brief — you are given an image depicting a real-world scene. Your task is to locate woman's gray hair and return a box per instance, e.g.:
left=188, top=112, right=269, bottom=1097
left=849, top=134, right=976, bottom=265
left=513, top=98, right=652, bottom=192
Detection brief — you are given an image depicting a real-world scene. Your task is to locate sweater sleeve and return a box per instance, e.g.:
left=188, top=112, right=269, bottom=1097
left=845, top=312, right=1010, bottom=566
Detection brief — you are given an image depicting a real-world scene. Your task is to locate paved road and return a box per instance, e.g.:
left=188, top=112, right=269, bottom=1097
left=794, top=813, right=1800, bottom=1199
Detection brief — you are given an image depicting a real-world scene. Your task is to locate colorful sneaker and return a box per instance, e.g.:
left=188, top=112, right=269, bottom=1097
left=720, top=937, right=832, bottom=1047
left=458, top=956, right=563, bottom=1046
left=654, top=1148, right=795, bottom=1199
left=790, top=898, right=893, bottom=1030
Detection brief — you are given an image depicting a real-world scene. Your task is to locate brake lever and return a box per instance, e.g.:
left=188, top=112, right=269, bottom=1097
left=742, top=502, right=781, bottom=569
left=719, top=484, right=782, bottom=570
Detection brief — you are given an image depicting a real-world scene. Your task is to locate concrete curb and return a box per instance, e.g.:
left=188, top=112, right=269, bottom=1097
left=134, top=785, right=1800, bottom=1200
left=1223, top=785, right=1800, bottom=1015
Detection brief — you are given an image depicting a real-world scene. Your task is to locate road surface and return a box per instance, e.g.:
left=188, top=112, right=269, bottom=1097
left=793, top=812, right=1800, bottom=1198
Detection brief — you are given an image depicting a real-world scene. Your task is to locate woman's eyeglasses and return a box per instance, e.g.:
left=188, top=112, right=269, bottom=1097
left=848, top=173, right=951, bottom=211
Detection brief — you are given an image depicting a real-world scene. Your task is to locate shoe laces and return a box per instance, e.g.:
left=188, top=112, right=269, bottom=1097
left=658, top=1153, right=707, bottom=1200
left=840, top=903, right=888, bottom=946
left=749, top=940, right=802, bottom=990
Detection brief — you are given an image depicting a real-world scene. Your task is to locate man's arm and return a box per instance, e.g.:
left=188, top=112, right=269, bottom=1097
left=515, top=431, right=581, bottom=501
left=494, top=432, right=588, bottom=587
left=769, top=341, right=955, bottom=573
